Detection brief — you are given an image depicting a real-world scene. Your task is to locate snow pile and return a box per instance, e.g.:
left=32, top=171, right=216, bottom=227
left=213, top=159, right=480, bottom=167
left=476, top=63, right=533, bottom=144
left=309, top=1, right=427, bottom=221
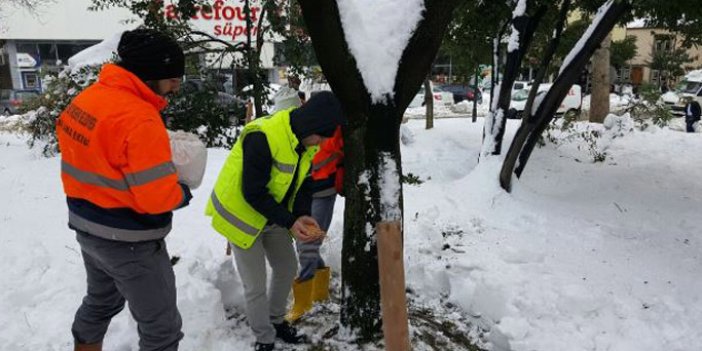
left=0, top=113, right=31, bottom=133
left=582, top=93, right=632, bottom=112
left=0, top=108, right=46, bottom=134
left=603, top=112, right=635, bottom=134
left=405, top=103, right=465, bottom=119
left=336, top=0, right=425, bottom=103
left=395, top=118, right=702, bottom=351
left=668, top=118, right=702, bottom=133
left=451, top=100, right=490, bottom=116
left=68, top=32, right=123, bottom=73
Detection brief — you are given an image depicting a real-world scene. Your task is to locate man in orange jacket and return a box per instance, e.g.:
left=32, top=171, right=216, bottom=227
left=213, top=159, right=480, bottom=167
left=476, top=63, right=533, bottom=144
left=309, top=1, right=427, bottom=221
left=57, top=29, right=191, bottom=351
left=287, top=125, right=343, bottom=321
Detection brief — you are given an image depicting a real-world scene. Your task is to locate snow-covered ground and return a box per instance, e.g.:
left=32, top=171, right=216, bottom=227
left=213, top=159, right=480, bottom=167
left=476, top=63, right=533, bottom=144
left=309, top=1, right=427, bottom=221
left=1, top=118, right=701, bottom=351
left=582, top=93, right=633, bottom=112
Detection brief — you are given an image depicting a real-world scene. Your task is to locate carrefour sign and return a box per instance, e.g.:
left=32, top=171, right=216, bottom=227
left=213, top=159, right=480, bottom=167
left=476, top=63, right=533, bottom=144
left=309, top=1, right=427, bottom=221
left=164, top=0, right=264, bottom=42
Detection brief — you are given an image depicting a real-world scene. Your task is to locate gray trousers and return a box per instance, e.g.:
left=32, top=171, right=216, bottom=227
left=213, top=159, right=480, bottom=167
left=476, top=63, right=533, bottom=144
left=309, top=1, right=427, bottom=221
left=232, top=225, right=297, bottom=344
left=296, top=194, right=336, bottom=281
left=72, top=231, right=183, bottom=351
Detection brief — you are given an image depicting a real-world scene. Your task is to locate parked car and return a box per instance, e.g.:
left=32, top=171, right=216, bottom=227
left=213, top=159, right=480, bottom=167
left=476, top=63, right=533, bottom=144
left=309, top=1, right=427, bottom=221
left=440, top=84, right=483, bottom=104
left=408, top=83, right=454, bottom=108
left=508, top=84, right=582, bottom=119
left=1, top=89, right=40, bottom=115
left=661, top=70, right=702, bottom=116
left=512, top=81, right=531, bottom=92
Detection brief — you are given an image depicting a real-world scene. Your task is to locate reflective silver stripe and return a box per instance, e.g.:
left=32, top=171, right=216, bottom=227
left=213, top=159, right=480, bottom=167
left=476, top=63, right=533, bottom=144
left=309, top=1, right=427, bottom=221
left=210, top=192, right=260, bottom=236
left=313, top=187, right=336, bottom=198
left=62, top=161, right=129, bottom=191
left=125, top=162, right=177, bottom=187
left=273, top=160, right=296, bottom=174
left=62, top=161, right=176, bottom=190
left=312, top=153, right=340, bottom=172
left=69, top=210, right=171, bottom=242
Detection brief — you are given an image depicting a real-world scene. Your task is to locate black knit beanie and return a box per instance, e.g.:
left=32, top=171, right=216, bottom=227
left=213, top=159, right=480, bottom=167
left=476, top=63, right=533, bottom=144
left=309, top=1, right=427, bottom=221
left=290, top=91, right=345, bottom=139
left=117, top=29, right=185, bottom=82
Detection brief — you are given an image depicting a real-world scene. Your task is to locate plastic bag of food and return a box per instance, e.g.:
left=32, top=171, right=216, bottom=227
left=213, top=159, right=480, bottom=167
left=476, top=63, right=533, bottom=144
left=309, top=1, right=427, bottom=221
left=168, top=130, right=207, bottom=190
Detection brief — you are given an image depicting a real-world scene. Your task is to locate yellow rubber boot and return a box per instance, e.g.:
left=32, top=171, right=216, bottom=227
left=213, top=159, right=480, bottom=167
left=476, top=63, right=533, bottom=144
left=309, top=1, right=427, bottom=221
left=285, top=278, right=314, bottom=322
left=312, top=267, right=331, bottom=302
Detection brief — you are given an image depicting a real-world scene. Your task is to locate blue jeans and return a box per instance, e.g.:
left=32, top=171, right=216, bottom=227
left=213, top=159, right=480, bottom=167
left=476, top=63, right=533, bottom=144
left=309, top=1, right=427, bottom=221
left=296, top=193, right=336, bottom=281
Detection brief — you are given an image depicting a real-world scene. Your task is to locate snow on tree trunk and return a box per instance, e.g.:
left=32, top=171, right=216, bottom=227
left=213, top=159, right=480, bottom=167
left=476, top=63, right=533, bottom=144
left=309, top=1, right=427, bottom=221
left=425, top=75, right=434, bottom=129
left=590, top=32, right=612, bottom=123
left=298, top=0, right=460, bottom=341
left=499, top=0, right=631, bottom=192
left=481, top=1, right=545, bottom=157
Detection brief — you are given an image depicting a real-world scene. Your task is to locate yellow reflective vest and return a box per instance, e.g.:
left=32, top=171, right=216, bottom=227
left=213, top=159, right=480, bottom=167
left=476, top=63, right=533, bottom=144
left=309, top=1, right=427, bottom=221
left=205, top=108, right=318, bottom=249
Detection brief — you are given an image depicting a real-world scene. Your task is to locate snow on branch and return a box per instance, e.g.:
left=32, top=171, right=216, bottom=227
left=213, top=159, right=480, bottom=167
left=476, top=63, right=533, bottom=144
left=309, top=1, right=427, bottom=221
left=508, top=0, right=527, bottom=52
left=337, top=0, right=425, bottom=103
left=559, top=0, right=613, bottom=74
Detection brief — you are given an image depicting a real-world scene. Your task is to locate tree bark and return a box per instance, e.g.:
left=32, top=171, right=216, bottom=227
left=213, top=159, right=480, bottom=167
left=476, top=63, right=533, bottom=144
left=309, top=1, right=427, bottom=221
left=244, top=0, right=264, bottom=116
left=590, top=32, right=612, bottom=123
left=499, top=0, right=631, bottom=192
left=472, top=67, right=479, bottom=123
left=299, top=0, right=459, bottom=341
left=425, top=75, right=434, bottom=129
left=483, top=5, right=546, bottom=156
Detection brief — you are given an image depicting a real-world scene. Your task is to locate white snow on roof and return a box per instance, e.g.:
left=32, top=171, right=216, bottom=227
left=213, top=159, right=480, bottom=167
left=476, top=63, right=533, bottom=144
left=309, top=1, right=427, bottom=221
left=627, top=18, right=647, bottom=29
left=67, top=32, right=124, bottom=73
left=336, top=0, right=425, bottom=104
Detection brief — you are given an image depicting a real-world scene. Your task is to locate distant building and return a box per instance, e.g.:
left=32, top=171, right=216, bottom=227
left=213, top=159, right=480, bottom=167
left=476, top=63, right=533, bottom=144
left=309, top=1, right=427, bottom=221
left=625, top=22, right=702, bottom=87
left=0, top=0, right=278, bottom=92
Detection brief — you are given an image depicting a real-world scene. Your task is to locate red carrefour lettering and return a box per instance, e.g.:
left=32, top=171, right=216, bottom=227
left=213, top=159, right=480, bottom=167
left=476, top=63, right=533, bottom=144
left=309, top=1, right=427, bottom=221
left=233, top=26, right=244, bottom=37
left=201, top=6, right=213, bottom=19
left=213, top=0, right=224, bottom=20
left=165, top=4, right=177, bottom=19
left=222, top=6, right=236, bottom=20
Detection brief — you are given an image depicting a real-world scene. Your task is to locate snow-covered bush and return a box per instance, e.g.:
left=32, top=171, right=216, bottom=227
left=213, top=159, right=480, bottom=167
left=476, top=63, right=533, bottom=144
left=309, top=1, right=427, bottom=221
left=0, top=111, right=37, bottom=134
left=163, top=84, right=243, bottom=149
left=23, top=65, right=102, bottom=156
left=22, top=63, right=244, bottom=155
left=543, top=117, right=611, bottom=163
left=625, top=84, right=673, bottom=131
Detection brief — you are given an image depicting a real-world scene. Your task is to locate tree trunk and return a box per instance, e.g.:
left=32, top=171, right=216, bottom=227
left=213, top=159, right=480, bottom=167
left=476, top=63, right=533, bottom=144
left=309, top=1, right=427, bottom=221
left=298, top=0, right=460, bottom=341
left=244, top=0, right=264, bottom=116
left=498, top=0, right=571, bottom=191
left=590, top=32, right=612, bottom=123
left=472, top=67, right=479, bottom=123
left=499, top=0, right=631, bottom=192
left=482, top=5, right=546, bottom=157
left=425, top=75, right=434, bottom=129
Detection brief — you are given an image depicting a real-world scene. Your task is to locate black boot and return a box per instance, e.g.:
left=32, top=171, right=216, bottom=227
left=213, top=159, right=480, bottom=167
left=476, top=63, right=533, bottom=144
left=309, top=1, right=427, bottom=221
left=273, top=321, right=308, bottom=344
left=254, top=342, right=274, bottom=351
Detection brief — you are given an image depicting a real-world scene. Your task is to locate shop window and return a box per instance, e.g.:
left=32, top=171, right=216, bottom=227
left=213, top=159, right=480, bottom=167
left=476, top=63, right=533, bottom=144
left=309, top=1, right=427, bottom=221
left=16, top=43, right=38, bottom=56
left=22, top=72, right=40, bottom=90
left=57, top=43, right=95, bottom=64
left=38, top=43, right=58, bottom=66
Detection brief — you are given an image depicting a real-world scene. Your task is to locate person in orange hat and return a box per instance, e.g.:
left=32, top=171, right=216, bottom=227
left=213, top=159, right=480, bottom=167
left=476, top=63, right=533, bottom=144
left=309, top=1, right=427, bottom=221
left=58, top=29, right=191, bottom=351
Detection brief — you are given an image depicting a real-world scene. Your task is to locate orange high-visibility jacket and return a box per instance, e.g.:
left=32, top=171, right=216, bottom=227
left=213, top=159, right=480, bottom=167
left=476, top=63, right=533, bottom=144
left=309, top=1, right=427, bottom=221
left=311, top=126, right=344, bottom=193
left=57, top=64, right=186, bottom=241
